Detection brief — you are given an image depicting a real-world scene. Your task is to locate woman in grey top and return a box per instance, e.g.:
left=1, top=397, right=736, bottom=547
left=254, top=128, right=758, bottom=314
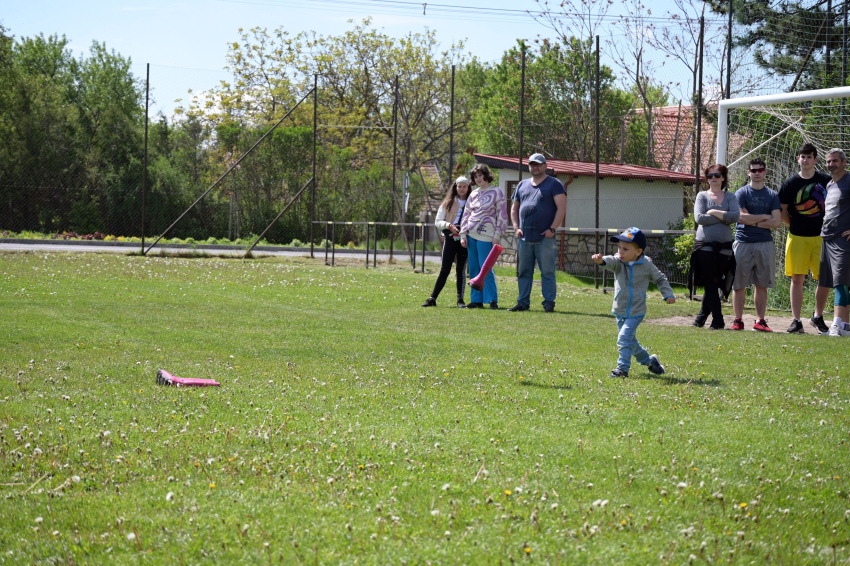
left=691, top=164, right=741, bottom=329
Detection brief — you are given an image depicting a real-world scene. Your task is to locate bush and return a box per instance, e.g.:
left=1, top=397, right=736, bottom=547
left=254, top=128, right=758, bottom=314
left=670, top=215, right=695, bottom=272
left=288, top=239, right=304, bottom=248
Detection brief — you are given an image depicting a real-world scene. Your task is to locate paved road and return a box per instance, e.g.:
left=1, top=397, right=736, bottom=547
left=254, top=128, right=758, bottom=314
left=0, top=241, right=443, bottom=264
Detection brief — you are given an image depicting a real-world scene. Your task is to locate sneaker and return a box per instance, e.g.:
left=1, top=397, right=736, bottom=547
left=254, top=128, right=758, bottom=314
left=753, top=319, right=772, bottom=332
left=543, top=304, right=555, bottom=313
left=708, top=320, right=725, bottom=330
left=647, top=355, right=665, bottom=375
left=421, top=297, right=437, bottom=307
left=827, top=322, right=850, bottom=336
left=692, top=313, right=708, bottom=328
left=489, top=301, right=500, bottom=310
left=457, top=299, right=466, bottom=308
left=466, top=302, right=484, bottom=309
left=730, top=318, right=745, bottom=331
left=810, top=313, right=830, bottom=334
left=507, top=304, right=530, bottom=312
left=609, top=368, right=629, bottom=378
left=786, top=319, right=804, bottom=334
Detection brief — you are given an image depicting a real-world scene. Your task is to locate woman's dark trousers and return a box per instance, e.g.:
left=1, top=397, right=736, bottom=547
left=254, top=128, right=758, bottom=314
left=694, top=249, right=728, bottom=324
left=430, top=234, right=468, bottom=301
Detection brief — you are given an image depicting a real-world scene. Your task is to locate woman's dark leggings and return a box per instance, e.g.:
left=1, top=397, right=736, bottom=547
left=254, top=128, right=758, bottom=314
left=694, top=248, right=728, bottom=323
left=430, top=233, right=468, bottom=301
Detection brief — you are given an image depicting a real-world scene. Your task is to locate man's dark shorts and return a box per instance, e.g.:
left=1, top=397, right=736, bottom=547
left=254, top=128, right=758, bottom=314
left=818, top=236, right=850, bottom=287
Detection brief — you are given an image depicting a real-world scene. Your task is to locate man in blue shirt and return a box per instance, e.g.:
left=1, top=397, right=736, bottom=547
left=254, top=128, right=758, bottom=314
left=731, top=158, right=782, bottom=331
left=507, top=153, right=566, bottom=312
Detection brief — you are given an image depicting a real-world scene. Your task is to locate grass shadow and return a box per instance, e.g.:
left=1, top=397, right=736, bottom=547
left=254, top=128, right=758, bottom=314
left=634, top=373, right=723, bottom=387
left=552, top=310, right=615, bottom=319
left=519, top=380, right=573, bottom=391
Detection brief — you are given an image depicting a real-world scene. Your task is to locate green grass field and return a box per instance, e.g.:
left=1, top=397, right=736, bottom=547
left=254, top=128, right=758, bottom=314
left=1, top=251, right=848, bottom=564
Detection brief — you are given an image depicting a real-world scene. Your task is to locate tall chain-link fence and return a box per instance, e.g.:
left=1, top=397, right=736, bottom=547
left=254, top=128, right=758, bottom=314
left=3, top=6, right=850, bottom=314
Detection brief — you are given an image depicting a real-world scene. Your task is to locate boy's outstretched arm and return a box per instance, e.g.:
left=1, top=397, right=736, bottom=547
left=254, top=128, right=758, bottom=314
left=592, top=253, right=605, bottom=265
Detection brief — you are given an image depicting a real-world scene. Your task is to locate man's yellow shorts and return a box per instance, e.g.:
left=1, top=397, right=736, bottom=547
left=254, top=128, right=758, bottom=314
left=784, top=233, right=822, bottom=278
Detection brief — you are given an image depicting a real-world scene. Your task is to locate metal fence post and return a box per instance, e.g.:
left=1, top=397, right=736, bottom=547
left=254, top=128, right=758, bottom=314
left=840, top=0, right=847, bottom=147
left=331, top=222, right=336, bottom=266
left=726, top=0, right=733, bottom=100
left=602, top=234, right=608, bottom=293
left=365, top=223, right=370, bottom=269
left=412, top=225, right=418, bottom=269
left=390, top=76, right=399, bottom=263
left=310, top=75, right=318, bottom=258
left=421, top=223, right=426, bottom=272
left=449, top=64, right=455, bottom=186
left=594, top=36, right=601, bottom=290
left=695, top=17, right=705, bottom=195
left=518, top=46, right=526, bottom=191
left=142, top=63, right=149, bottom=255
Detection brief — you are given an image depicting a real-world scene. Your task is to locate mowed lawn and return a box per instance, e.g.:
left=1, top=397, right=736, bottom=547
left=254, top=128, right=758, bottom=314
left=1, top=251, right=848, bottom=565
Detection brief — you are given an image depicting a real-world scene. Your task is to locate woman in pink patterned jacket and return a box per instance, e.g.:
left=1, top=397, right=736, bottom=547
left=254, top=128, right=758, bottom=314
left=460, top=164, right=509, bottom=309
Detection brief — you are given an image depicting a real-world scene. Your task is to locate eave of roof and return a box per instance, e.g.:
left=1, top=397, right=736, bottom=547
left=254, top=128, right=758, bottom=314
left=474, top=154, right=697, bottom=183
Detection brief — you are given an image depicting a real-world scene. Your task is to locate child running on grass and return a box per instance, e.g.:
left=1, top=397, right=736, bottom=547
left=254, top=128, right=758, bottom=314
left=592, top=227, right=676, bottom=378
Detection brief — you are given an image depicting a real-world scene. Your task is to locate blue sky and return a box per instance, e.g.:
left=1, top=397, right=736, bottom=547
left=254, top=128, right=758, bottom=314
left=5, top=0, right=546, bottom=70
left=5, top=0, right=724, bottom=115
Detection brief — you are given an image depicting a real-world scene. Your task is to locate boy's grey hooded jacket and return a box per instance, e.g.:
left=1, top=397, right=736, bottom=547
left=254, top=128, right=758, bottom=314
left=599, top=254, right=674, bottom=318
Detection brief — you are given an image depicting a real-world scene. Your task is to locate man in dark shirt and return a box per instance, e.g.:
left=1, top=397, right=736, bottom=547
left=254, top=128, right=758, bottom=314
left=508, top=153, right=566, bottom=312
left=778, top=143, right=832, bottom=333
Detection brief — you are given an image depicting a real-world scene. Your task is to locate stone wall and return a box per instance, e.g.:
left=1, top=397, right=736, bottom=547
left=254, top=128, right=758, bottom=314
left=496, top=230, right=599, bottom=277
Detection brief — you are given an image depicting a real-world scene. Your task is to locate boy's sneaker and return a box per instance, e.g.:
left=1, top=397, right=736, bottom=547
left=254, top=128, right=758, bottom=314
left=786, top=319, right=804, bottom=334
left=489, top=301, right=500, bottom=310
left=647, top=355, right=665, bottom=375
left=457, top=299, right=466, bottom=308
left=609, top=368, right=629, bottom=378
left=543, top=304, right=555, bottom=313
left=507, top=304, right=529, bottom=312
left=753, top=319, right=772, bottom=332
left=466, top=302, right=484, bottom=309
left=810, top=313, right=830, bottom=334
left=421, top=297, right=437, bottom=307
left=730, top=318, right=745, bottom=331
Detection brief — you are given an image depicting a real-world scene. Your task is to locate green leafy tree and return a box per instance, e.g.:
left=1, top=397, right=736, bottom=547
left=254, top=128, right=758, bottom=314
left=707, top=0, right=840, bottom=90
left=0, top=30, right=144, bottom=235
left=469, top=38, right=635, bottom=163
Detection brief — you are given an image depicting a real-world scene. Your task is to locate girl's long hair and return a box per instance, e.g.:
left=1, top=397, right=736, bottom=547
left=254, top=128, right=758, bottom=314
left=440, top=182, right=468, bottom=220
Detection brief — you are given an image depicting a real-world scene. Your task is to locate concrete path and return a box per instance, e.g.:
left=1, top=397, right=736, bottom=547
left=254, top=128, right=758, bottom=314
left=0, top=240, right=443, bottom=264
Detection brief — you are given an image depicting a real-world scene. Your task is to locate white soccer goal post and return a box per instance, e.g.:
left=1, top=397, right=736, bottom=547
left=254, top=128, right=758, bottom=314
left=714, top=85, right=850, bottom=312
left=717, top=85, right=850, bottom=167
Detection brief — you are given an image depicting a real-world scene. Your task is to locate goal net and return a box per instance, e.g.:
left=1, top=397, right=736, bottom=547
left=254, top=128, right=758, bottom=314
left=716, top=86, right=850, bottom=311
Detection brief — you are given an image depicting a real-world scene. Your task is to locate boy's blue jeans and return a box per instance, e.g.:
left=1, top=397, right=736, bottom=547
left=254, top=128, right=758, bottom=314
left=616, top=315, right=651, bottom=372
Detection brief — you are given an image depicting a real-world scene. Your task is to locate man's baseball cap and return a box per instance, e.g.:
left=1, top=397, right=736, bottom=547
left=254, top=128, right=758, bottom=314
left=455, top=176, right=470, bottom=185
left=610, top=227, right=647, bottom=250
left=528, top=153, right=546, bottom=164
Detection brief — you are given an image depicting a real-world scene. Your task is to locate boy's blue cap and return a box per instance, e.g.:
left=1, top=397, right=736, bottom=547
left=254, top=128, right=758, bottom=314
left=610, top=227, right=646, bottom=250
